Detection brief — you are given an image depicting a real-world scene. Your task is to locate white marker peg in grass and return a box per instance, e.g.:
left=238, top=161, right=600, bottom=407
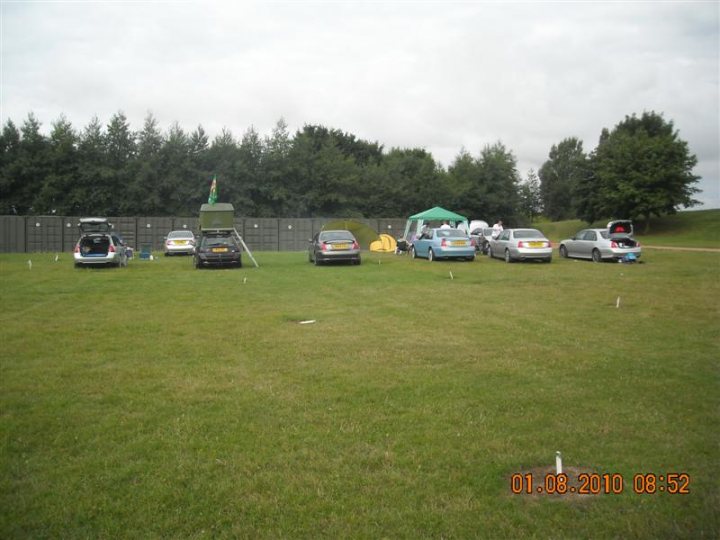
left=449, top=271, right=454, bottom=280
left=556, top=451, right=563, bottom=475
left=243, top=277, right=247, bottom=284
left=299, top=320, right=316, bottom=325
left=27, top=259, right=32, bottom=270
left=616, top=296, right=621, bottom=308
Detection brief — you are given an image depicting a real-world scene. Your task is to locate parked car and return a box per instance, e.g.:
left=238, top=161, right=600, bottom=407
left=559, top=221, right=641, bottom=262
left=164, top=230, right=196, bottom=256
left=488, top=228, right=552, bottom=263
left=194, top=232, right=242, bottom=268
left=309, top=230, right=361, bottom=265
left=411, top=228, right=475, bottom=261
left=73, top=218, right=128, bottom=268
left=469, top=227, right=495, bottom=254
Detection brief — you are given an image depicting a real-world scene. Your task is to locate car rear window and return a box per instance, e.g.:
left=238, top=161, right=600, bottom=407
left=201, top=235, right=235, bottom=247
left=321, top=232, right=354, bottom=241
left=600, top=231, right=609, bottom=239
left=436, top=229, right=466, bottom=238
left=513, top=229, right=545, bottom=239
left=168, top=231, right=194, bottom=239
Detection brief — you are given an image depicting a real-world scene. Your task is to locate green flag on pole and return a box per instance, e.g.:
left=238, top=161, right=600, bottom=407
left=208, top=176, right=218, bottom=205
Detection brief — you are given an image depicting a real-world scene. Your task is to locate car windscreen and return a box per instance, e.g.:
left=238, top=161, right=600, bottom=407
left=513, top=230, right=545, bottom=239
left=168, top=231, right=194, bottom=239
left=320, top=232, right=354, bottom=241
left=436, top=229, right=466, bottom=238
left=201, top=236, right=235, bottom=247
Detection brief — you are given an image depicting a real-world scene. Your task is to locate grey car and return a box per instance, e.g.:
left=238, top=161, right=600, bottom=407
left=559, top=221, right=641, bottom=262
left=309, top=230, right=361, bottom=265
left=73, top=218, right=128, bottom=267
left=488, top=228, right=553, bottom=263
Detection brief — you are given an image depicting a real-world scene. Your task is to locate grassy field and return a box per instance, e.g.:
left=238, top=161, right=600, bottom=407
left=534, top=209, right=720, bottom=248
left=1, top=245, right=718, bottom=538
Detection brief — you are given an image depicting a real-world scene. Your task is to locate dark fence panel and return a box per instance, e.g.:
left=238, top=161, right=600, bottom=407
left=0, top=216, right=26, bottom=253
left=172, top=217, right=199, bottom=234
left=136, top=217, right=174, bottom=251
left=242, top=218, right=279, bottom=251
left=26, top=216, right=63, bottom=253
left=109, top=217, right=138, bottom=249
left=0, top=216, right=411, bottom=253
left=278, top=219, right=313, bottom=251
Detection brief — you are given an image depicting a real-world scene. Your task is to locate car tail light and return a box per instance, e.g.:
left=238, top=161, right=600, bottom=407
left=470, top=238, right=476, bottom=247
left=518, top=241, right=525, bottom=248
left=321, top=243, right=330, bottom=252
left=611, top=241, right=618, bottom=248
left=352, top=240, right=359, bottom=250
left=441, top=238, right=448, bottom=247
left=546, top=241, right=552, bottom=248
left=636, top=241, right=641, bottom=247
left=166, top=240, right=172, bottom=246
left=108, top=244, right=116, bottom=253
left=74, top=244, right=80, bottom=253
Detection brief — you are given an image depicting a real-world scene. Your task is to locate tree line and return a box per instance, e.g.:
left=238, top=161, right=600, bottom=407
left=0, top=111, right=699, bottom=227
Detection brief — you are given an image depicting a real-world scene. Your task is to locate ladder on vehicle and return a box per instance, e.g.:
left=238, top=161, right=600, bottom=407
left=233, top=228, right=259, bottom=268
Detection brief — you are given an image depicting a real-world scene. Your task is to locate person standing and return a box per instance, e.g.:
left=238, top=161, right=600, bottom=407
left=492, top=219, right=504, bottom=239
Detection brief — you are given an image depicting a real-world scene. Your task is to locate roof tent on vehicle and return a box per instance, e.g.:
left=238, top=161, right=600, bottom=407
left=199, top=203, right=235, bottom=231
left=197, top=202, right=259, bottom=268
left=402, top=206, right=468, bottom=242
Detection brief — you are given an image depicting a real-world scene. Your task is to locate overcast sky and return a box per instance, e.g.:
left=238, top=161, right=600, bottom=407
left=1, top=1, right=718, bottom=208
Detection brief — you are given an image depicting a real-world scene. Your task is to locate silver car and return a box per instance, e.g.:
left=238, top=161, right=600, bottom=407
left=488, top=228, right=552, bottom=263
left=309, top=230, right=361, bottom=265
left=559, top=221, right=641, bottom=262
left=73, top=218, right=128, bottom=267
left=164, top=230, right=196, bottom=256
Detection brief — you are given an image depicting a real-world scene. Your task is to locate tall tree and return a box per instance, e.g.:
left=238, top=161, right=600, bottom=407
left=35, top=116, right=79, bottom=214
left=539, top=137, right=587, bottom=221
left=0, top=120, right=23, bottom=214
left=583, top=112, right=700, bottom=229
left=519, top=169, right=542, bottom=222
left=103, top=112, right=136, bottom=214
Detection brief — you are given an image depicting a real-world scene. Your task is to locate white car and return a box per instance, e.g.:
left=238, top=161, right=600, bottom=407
left=488, top=228, right=552, bottom=263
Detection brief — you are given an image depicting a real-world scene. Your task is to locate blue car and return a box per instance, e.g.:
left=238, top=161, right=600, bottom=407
left=411, top=228, right=475, bottom=261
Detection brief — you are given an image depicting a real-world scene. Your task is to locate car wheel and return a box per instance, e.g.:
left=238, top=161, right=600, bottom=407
left=428, top=249, right=435, bottom=262
left=314, top=255, right=322, bottom=266
left=355, top=257, right=362, bottom=265
left=559, top=245, right=568, bottom=258
left=467, top=255, right=475, bottom=262
left=592, top=249, right=602, bottom=263
left=488, top=247, right=493, bottom=259
left=544, top=257, right=552, bottom=263
left=504, top=249, right=512, bottom=263
left=411, top=246, right=417, bottom=259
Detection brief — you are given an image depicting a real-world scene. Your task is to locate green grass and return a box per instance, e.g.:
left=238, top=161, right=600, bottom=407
left=1, top=249, right=719, bottom=538
left=534, top=209, right=720, bottom=248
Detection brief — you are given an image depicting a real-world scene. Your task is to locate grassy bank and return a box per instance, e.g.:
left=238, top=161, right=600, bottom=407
left=534, top=209, right=720, bottom=248
left=1, top=249, right=718, bottom=538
